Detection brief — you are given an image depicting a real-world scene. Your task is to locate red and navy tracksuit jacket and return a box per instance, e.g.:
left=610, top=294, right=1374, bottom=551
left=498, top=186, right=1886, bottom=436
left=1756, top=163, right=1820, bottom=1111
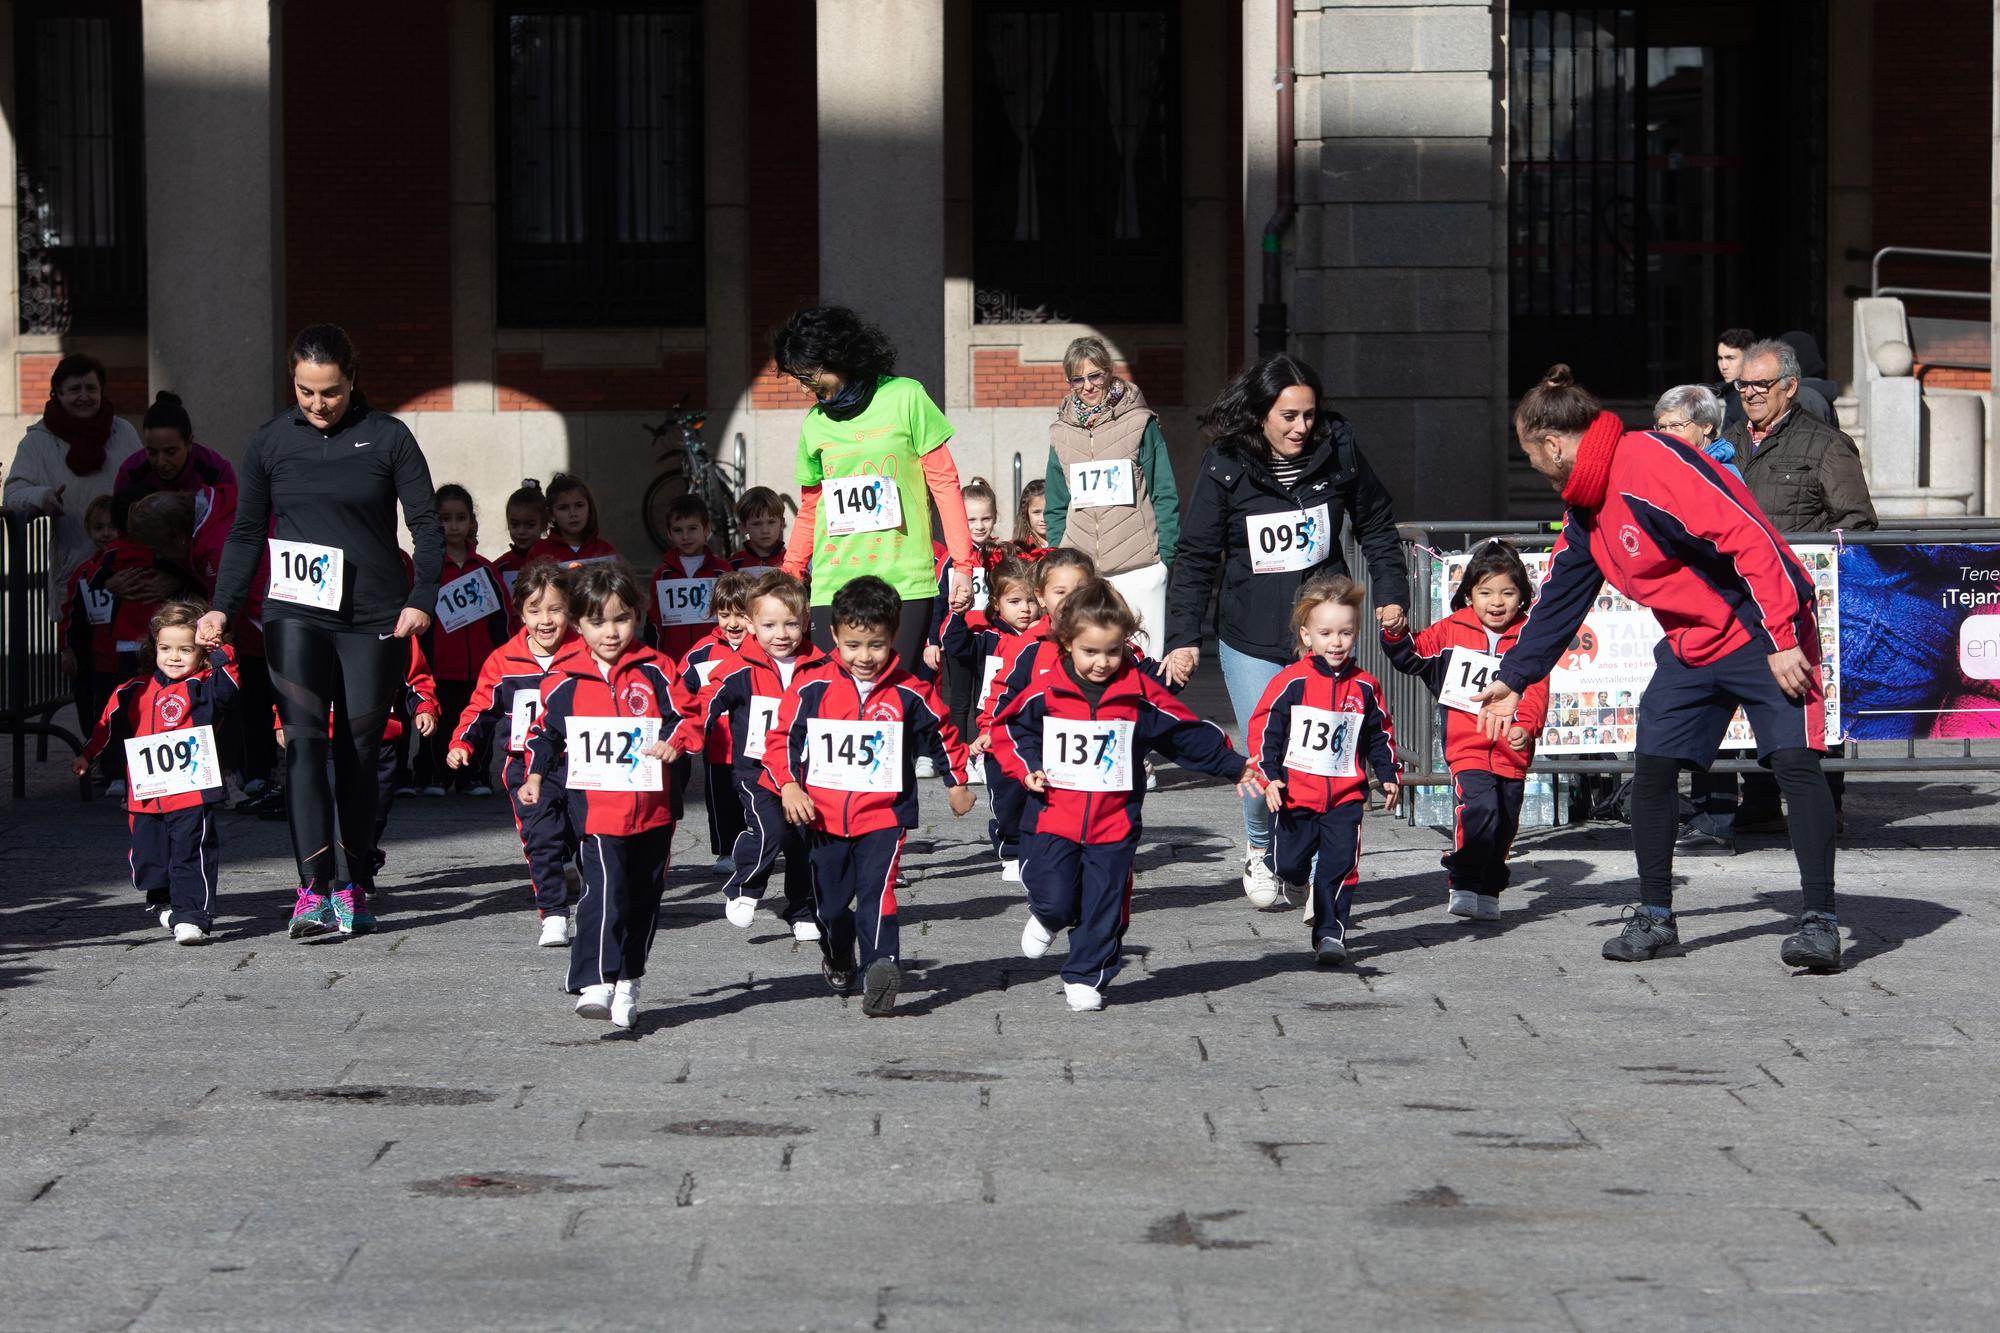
left=650, top=549, right=733, bottom=661
left=728, top=544, right=786, bottom=578
left=451, top=627, right=578, bottom=915
left=680, top=629, right=749, bottom=853
left=68, top=538, right=179, bottom=662
left=524, top=535, right=622, bottom=570
left=929, top=540, right=1007, bottom=643
left=494, top=546, right=531, bottom=604
left=61, top=549, right=122, bottom=675
left=941, top=613, right=1034, bottom=859
left=81, top=645, right=242, bottom=930
left=980, top=618, right=1174, bottom=738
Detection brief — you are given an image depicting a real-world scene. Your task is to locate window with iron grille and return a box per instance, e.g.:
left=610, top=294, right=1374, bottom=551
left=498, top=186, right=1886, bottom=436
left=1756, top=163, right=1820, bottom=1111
left=15, top=0, right=146, bottom=336
left=497, top=3, right=704, bottom=327
left=971, top=2, right=1181, bottom=325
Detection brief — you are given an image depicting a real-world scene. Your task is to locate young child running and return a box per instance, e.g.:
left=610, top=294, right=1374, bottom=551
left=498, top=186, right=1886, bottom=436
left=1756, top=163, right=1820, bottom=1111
left=688, top=571, right=825, bottom=939
left=1244, top=576, right=1401, bottom=967
left=730, top=487, right=790, bottom=577
left=521, top=562, right=691, bottom=1030
left=423, top=483, right=508, bottom=795
left=1381, top=541, right=1547, bottom=921
left=494, top=479, right=547, bottom=603
left=943, top=555, right=1039, bottom=878
left=992, top=580, right=1257, bottom=1012
left=763, top=576, right=976, bottom=1016
left=680, top=569, right=757, bottom=873
left=652, top=494, right=733, bottom=661
left=449, top=559, right=582, bottom=947
left=925, top=477, right=1007, bottom=748
left=74, top=600, right=241, bottom=943
left=524, top=473, right=620, bottom=569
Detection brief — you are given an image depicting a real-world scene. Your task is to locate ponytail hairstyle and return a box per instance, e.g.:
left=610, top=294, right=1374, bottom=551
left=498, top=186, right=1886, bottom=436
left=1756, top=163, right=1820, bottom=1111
left=510, top=557, right=571, bottom=616
left=1053, top=577, right=1139, bottom=648
left=564, top=560, right=644, bottom=623
left=1513, top=363, right=1603, bottom=441
left=962, top=474, right=998, bottom=511
left=142, top=390, right=192, bottom=440
left=987, top=553, right=1037, bottom=606
left=434, top=482, right=478, bottom=545
left=1033, top=545, right=1096, bottom=593
left=1450, top=541, right=1535, bottom=613
left=543, top=472, right=601, bottom=544
left=507, top=478, right=548, bottom=531
left=1288, top=574, right=1366, bottom=653
left=1011, top=477, right=1048, bottom=552
left=289, top=323, right=358, bottom=381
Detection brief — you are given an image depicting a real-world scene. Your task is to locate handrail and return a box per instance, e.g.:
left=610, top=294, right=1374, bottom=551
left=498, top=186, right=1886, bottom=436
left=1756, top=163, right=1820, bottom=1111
left=1872, top=245, right=1991, bottom=298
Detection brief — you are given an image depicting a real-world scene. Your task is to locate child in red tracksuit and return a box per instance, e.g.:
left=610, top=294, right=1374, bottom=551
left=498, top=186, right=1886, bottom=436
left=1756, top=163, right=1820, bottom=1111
left=924, top=477, right=1008, bottom=749
left=1381, top=541, right=1548, bottom=923
left=942, top=554, right=1040, bottom=875
left=1244, top=576, right=1402, bottom=968
left=687, top=571, right=823, bottom=938
left=651, top=493, right=734, bottom=661
left=524, top=472, right=621, bottom=569
left=449, top=559, right=581, bottom=947
left=422, top=483, right=509, bottom=794
left=729, top=487, right=790, bottom=579
left=677, top=570, right=756, bottom=870
left=61, top=496, right=125, bottom=788
left=494, top=480, right=549, bottom=617
left=521, top=562, right=694, bottom=1031
left=765, top=576, right=977, bottom=1016
left=74, top=601, right=240, bottom=943
left=993, top=579, right=1257, bottom=1012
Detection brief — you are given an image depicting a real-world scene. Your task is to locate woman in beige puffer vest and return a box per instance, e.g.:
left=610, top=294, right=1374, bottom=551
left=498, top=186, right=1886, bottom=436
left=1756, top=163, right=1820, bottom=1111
left=1042, top=336, right=1181, bottom=656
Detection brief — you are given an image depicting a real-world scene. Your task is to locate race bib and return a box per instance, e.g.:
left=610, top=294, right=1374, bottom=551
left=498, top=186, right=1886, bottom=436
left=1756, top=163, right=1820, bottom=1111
left=1439, top=648, right=1503, bottom=716
left=1042, top=718, right=1135, bottom=792
left=78, top=579, right=114, bottom=627
left=656, top=578, right=715, bottom=627
left=805, top=717, right=902, bottom=792
left=267, top=539, right=344, bottom=610
left=743, top=694, right=781, bottom=761
left=1284, top=705, right=1362, bottom=778
left=1247, top=504, right=1331, bottom=575
left=565, top=716, right=662, bottom=792
left=971, top=564, right=990, bottom=612
left=1068, top=458, right=1136, bottom=509
left=509, top=690, right=541, bottom=752
left=501, top=568, right=520, bottom=597
left=124, top=725, right=221, bottom=801
left=435, top=567, right=499, bottom=633
left=979, top=654, right=1004, bottom=710
left=822, top=474, right=903, bottom=537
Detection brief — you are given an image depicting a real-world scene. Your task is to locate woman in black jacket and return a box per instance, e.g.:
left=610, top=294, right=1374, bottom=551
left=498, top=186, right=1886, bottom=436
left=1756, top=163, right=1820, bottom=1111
left=1162, top=354, right=1409, bottom=906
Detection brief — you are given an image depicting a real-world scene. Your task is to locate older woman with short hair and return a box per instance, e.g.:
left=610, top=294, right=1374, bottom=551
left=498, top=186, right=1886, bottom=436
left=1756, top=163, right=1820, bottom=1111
left=1652, top=383, right=1738, bottom=479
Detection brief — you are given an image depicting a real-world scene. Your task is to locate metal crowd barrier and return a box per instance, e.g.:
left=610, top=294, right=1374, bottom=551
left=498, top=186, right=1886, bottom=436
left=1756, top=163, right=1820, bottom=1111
left=0, top=510, right=88, bottom=798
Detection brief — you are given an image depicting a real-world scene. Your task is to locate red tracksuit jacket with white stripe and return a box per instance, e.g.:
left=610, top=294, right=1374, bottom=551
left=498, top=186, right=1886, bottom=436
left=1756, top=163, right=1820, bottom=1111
left=978, top=617, right=1171, bottom=734
left=81, top=644, right=241, bottom=814
left=449, top=626, right=579, bottom=785
left=523, top=644, right=694, bottom=837
left=685, top=637, right=832, bottom=779
left=650, top=549, right=734, bottom=661
left=1243, top=657, right=1399, bottom=812
left=1382, top=608, right=1548, bottom=779
left=679, top=631, right=744, bottom=762
left=991, top=658, right=1246, bottom=842
left=1500, top=426, right=1818, bottom=694
left=762, top=656, right=970, bottom=837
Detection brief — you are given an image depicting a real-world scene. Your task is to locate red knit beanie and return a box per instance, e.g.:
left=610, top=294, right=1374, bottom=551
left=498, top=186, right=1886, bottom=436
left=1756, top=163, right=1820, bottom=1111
left=1561, top=411, right=1626, bottom=511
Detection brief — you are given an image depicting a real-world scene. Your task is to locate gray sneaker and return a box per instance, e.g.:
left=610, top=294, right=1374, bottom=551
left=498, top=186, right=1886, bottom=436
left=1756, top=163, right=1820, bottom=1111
left=1602, top=907, right=1684, bottom=962
left=861, top=959, right=902, bottom=1017
left=1779, top=911, right=1842, bottom=971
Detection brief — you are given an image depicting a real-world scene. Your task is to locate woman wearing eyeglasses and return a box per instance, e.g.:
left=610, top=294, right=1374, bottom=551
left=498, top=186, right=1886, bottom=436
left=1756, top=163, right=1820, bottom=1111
left=1652, top=383, right=1740, bottom=480
left=1040, top=336, right=1180, bottom=657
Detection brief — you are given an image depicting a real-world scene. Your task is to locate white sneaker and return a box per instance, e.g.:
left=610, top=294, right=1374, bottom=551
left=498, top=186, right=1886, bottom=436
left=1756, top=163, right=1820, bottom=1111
left=1447, top=889, right=1479, bottom=918
left=172, top=921, right=210, bottom=945
left=1242, top=854, right=1282, bottom=909
left=711, top=855, right=735, bottom=876
left=792, top=918, right=822, bottom=942
left=1145, top=760, right=1158, bottom=791
left=610, top=979, right=640, bottom=1029
left=1064, top=982, right=1104, bottom=1012
left=1474, top=894, right=1501, bottom=922
left=725, top=896, right=757, bottom=928
left=1000, top=859, right=1022, bottom=883
left=915, top=755, right=936, bottom=778
left=574, top=984, right=613, bottom=1020
left=564, top=861, right=583, bottom=894
left=1021, top=916, right=1055, bottom=959
left=537, top=913, right=571, bottom=947
left=158, top=907, right=174, bottom=931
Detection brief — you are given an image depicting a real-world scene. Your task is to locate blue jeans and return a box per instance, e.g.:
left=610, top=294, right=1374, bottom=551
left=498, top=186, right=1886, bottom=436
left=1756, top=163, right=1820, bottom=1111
left=1218, top=640, right=1287, bottom=850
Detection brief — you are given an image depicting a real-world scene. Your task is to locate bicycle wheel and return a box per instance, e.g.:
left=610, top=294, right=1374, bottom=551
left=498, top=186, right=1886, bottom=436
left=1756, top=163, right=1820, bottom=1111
left=642, top=463, right=690, bottom=554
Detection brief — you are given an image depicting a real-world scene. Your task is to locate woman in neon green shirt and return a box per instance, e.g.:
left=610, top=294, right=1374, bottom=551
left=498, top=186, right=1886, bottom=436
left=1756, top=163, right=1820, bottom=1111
left=774, top=306, right=975, bottom=664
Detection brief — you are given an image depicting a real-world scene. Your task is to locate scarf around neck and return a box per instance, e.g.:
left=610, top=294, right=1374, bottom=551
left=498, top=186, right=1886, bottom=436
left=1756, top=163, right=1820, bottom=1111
left=1069, top=380, right=1123, bottom=429
left=817, top=375, right=879, bottom=421
left=1561, top=411, right=1627, bottom=511
left=42, top=394, right=116, bottom=476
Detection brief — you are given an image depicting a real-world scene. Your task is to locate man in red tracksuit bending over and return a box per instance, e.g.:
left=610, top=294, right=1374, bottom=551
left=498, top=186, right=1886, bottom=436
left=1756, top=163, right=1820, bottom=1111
left=1474, top=365, right=1840, bottom=971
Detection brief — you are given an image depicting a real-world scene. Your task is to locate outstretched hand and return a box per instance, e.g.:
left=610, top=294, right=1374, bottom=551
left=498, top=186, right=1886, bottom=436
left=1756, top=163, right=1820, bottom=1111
left=1472, top=679, right=1521, bottom=741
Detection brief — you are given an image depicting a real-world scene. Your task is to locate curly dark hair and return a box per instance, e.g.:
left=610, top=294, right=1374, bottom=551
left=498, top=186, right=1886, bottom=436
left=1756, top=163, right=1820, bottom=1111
left=769, top=306, right=898, bottom=382
left=1202, top=353, right=1338, bottom=460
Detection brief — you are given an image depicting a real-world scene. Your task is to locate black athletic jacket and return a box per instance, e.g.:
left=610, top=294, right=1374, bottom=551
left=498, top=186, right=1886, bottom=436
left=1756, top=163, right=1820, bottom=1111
left=1165, top=419, right=1409, bottom=664
left=213, top=394, right=443, bottom=634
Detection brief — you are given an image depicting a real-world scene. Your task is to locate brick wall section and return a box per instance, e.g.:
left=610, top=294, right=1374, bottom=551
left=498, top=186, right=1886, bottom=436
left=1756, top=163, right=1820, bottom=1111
left=17, top=357, right=147, bottom=417
left=746, top=0, right=820, bottom=409
left=971, top=347, right=1185, bottom=408
left=494, top=351, right=706, bottom=413
left=282, top=3, right=454, bottom=414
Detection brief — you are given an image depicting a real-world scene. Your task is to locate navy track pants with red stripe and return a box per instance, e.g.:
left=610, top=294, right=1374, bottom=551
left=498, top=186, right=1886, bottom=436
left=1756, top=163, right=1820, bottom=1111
left=807, top=827, right=903, bottom=974
left=1441, top=769, right=1524, bottom=895
left=1267, top=801, right=1364, bottom=948
left=130, top=806, right=219, bottom=932
left=1022, top=830, right=1138, bottom=989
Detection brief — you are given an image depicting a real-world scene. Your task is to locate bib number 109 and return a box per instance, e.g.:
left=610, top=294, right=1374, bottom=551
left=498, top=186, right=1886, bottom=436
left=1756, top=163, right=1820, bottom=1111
left=124, top=725, right=221, bottom=801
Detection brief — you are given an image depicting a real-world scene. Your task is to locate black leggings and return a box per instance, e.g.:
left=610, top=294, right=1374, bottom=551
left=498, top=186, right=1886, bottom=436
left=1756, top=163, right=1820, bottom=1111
left=266, top=618, right=406, bottom=893
left=810, top=601, right=933, bottom=676
left=1633, top=749, right=1835, bottom=916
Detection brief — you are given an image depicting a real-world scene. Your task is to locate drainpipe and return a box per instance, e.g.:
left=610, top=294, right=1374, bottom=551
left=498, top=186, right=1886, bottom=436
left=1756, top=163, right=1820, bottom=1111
left=1256, top=0, right=1296, bottom=355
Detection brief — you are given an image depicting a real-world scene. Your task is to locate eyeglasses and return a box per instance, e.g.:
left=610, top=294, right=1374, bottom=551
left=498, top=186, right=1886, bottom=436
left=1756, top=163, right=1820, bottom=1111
left=1733, top=377, right=1790, bottom=396
left=1655, top=418, right=1696, bottom=433
left=1067, top=371, right=1107, bottom=390
left=790, top=370, right=820, bottom=390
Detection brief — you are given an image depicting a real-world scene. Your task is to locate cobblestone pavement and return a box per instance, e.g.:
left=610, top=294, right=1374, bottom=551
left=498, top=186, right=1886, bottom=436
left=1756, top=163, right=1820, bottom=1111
left=3, top=702, right=1998, bottom=1330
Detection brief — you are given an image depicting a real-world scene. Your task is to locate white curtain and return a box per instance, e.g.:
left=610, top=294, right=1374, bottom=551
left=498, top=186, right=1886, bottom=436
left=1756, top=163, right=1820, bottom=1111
left=1092, top=13, right=1165, bottom=242
left=986, top=12, right=1061, bottom=242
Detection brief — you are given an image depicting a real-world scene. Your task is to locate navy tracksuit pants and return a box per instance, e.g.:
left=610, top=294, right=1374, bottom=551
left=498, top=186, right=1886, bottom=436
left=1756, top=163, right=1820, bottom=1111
left=1267, top=802, right=1365, bottom=948
left=130, top=806, right=219, bottom=931
left=986, top=756, right=1027, bottom=862
left=704, top=757, right=748, bottom=858
left=1022, top=830, right=1138, bottom=989
left=566, top=825, right=671, bottom=993
left=1441, top=769, right=1523, bottom=895
left=722, top=775, right=812, bottom=920
left=506, top=759, right=576, bottom=916
left=807, top=827, right=903, bottom=974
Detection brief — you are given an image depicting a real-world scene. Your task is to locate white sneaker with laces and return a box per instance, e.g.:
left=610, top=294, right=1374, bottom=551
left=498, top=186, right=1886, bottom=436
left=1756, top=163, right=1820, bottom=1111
left=172, top=921, right=210, bottom=945
left=725, top=896, right=757, bottom=928
left=1021, top=915, right=1055, bottom=959
left=915, top=755, right=935, bottom=778
left=1000, top=859, right=1022, bottom=883
left=1447, top=889, right=1479, bottom=918
left=1242, top=854, right=1282, bottom=909
left=1474, top=894, right=1501, bottom=922
left=791, top=918, right=822, bottom=942
left=1064, top=982, right=1104, bottom=1012
left=537, top=913, right=571, bottom=947
left=610, top=979, right=640, bottom=1029
left=574, top=984, right=613, bottom=1020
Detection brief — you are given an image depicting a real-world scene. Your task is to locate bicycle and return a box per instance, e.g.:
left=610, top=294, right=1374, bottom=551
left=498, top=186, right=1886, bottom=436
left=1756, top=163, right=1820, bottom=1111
left=641, top=401, right=742, bottom=554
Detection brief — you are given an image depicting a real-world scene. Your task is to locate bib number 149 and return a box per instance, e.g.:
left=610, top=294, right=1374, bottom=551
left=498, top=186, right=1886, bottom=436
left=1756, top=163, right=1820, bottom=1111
left=1439, top=648, right=1502, bottom=716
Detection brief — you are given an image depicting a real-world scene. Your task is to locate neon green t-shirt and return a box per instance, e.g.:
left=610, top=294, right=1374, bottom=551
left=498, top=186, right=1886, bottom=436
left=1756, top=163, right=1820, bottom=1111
left=795, top=376, right=953, bottom=606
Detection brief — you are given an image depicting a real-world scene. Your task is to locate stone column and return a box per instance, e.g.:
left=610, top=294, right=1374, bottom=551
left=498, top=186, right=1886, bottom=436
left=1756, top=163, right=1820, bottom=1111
left=1989, top=0, right=2000, bottom=515
left=142, top=0, right=283, bottom=452
left=817, top=0, right=946, bottom=399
